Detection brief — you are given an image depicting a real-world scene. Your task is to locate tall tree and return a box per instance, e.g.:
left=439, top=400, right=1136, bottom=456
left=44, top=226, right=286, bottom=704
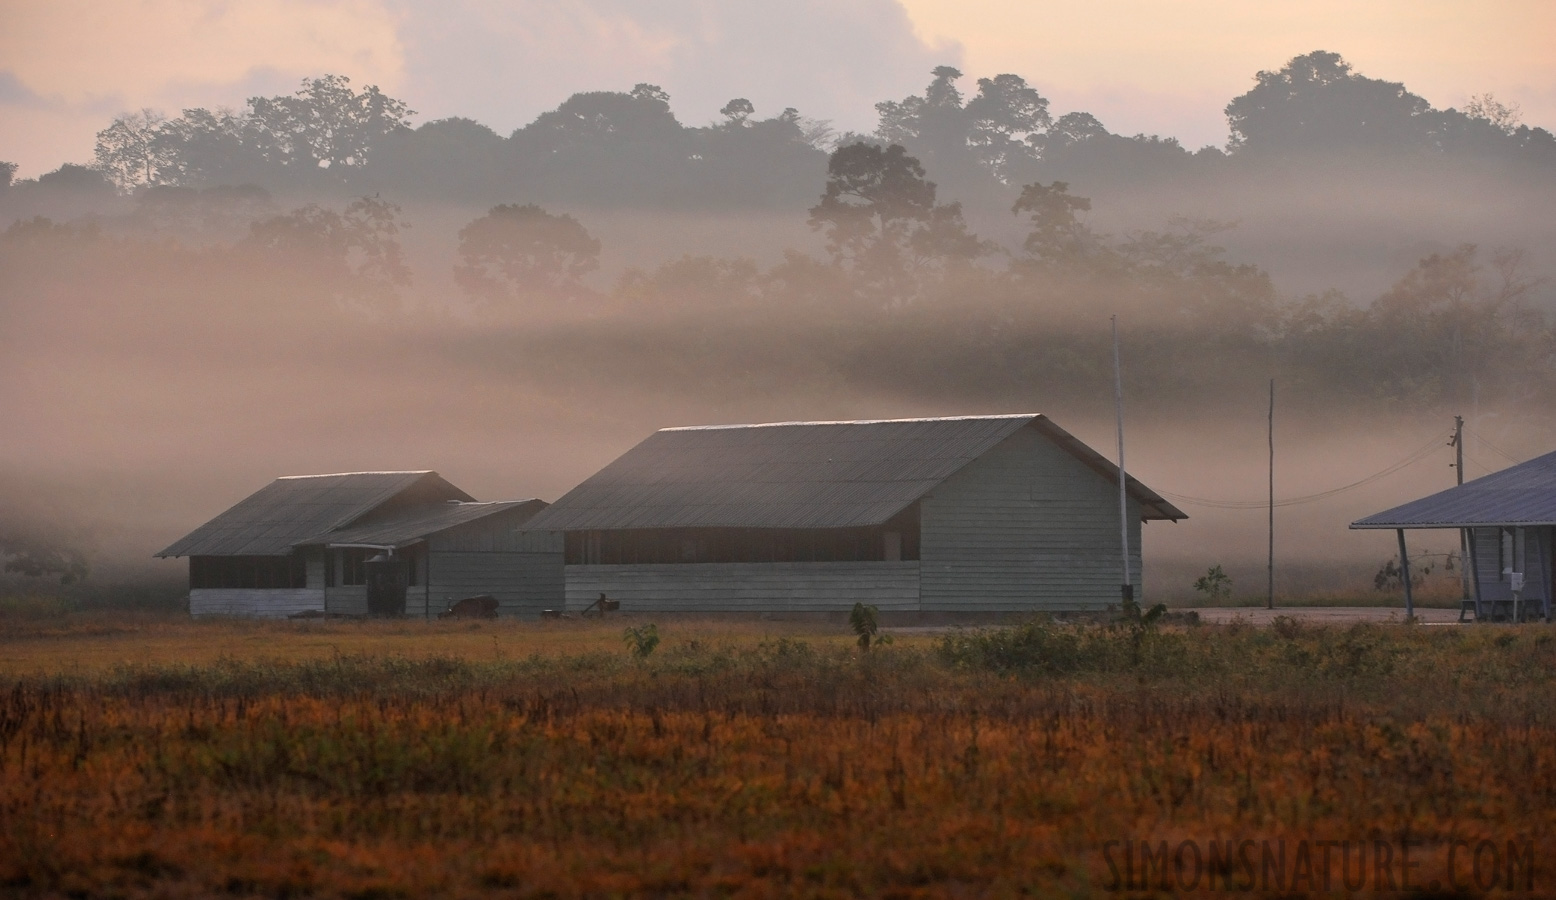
left=455, top=204, right=601, bottom=307
left=1011, top=180, right=1093, bottom=263
left=243, top=196, right=410, bottom=305
left=1225, top=51, right=1430, bottom=155
left=247, top=75, right=414, bottom=171
left=808, top=142, right=985, bottom=302
left=93, top=109, right=170, bottom=191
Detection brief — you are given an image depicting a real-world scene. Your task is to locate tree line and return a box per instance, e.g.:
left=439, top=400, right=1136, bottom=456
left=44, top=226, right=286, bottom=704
left=2, top=51, right=1551, bottom=211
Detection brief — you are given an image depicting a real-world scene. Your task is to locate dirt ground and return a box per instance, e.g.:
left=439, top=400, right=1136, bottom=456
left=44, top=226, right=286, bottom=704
left=1187, top=606, right=1465, bottom=625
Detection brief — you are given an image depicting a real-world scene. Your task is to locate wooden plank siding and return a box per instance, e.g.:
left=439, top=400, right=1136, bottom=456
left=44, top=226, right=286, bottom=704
left=564, top=561, right=921, bottom=613
left=919, top=425, right=1143, bottom=612
left=421, top=551, right=564, bottom=619
left=325, top=586, right=367, bottom=616
left=1471, top=525, right=1552, bottom=610
left=413, top=520, right=564, bottom=618
left=190, top=588, right=324, bottom=618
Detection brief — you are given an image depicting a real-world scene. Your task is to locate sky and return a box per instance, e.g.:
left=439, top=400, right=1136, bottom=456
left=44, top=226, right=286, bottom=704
left=1, top=0, right=1554, bottom=178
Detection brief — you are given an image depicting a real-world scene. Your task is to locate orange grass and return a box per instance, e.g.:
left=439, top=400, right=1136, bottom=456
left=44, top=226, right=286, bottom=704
left=0, top=612, right=861, bottom=676
left=1, top=619, right=1554, bottom=897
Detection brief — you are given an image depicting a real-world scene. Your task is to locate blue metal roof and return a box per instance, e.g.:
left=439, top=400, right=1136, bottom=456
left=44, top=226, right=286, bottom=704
left=1351, top=449, right=1556, bottom=529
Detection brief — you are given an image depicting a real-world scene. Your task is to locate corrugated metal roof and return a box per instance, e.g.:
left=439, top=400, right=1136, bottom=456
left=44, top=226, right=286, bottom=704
left=1352, top=449, right=1556, bottom=529
left=302, top=499, right=546, bottom=548
left=525, top=414, right=1185, bottom=531
left=156, top=472, right=476, bottom=557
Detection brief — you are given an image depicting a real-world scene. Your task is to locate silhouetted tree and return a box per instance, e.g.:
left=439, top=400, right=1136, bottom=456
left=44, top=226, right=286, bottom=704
left=93, top=109, right=170, bottom=191
left=247, top=75, right=414, bottom=172
left=808, top=142, right=986, bottom=302
left=152, top=107, right=273, bottom=187
left=1011, top=180, right=1093, bottom=263
left=455, top=204, right=601, bottom=306
left=719, top=98, right=755, bottom=127
left=243, top=196, right=410, bottom=305
left=1225, top=51, right=1430, bottom=155
left=877, top=67, right=1050, bottom=183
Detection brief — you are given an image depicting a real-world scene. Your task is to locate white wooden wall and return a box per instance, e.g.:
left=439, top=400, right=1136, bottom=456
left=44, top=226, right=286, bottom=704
left=564, top=561, right=921, bottom=613
left=919, top=426, right=1144, bottom=612
left=190, top=588, right=324, bottom=618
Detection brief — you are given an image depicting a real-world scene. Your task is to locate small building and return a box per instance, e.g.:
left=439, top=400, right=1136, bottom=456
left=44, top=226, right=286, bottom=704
left=156, top=471, right=563, bottom=618
left=1352, top=450, right=1556, bottom=621
left=523, top=414, right=1185, bottom=614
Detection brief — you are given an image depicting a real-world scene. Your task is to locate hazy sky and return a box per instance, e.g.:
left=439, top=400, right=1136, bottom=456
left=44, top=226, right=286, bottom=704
left=2, top=0, right=1553, bottom=177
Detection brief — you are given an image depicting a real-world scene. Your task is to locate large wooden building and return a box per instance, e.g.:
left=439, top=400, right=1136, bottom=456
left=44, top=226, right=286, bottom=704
left=157, top=472, right=562, bottom=618
left=1352, top=450, right=1556, bottom=622
left=523, top=414, right=1185, bottom=614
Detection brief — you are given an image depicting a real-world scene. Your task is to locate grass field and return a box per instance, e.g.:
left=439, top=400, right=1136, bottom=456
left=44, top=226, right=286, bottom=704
left=1, top=608, right=1553, bottom=897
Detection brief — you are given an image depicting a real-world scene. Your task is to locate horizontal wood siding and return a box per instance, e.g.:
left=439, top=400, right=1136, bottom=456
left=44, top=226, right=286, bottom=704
left=1471, top=526, right=1552, bottom=612
left=325, top=586, right=367, bottom=616
left=426, top=510, right=557, bottom=553
left=190, top=588, right=324, bottom=618
left=920, top=425, right=1143, bottom=612
left=564, top=561, right=920, bottom=613
left=424, top=551, right=565, bottom=619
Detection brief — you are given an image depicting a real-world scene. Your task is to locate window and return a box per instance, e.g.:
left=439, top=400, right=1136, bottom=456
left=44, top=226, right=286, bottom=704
left=190, top=555, right=307, bottom=589
left=337, top=548, right=370, bottom=586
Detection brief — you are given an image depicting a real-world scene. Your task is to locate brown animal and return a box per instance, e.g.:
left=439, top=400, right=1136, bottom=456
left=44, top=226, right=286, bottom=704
left=439, top=594, right=499, bottom=619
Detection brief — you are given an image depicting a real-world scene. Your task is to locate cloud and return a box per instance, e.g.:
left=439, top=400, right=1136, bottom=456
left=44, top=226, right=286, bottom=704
left=0, top=0, right=954, bottom=175
left=385, top=0, right=959, bottom=134
left=0, top=0, right=403, bottom=105
left=0, top=0, right=405, bottom=175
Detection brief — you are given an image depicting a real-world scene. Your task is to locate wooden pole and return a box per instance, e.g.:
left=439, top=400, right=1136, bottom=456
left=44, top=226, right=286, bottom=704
left=1267, top=379, right=1274, bottom=610
left=1454, top=415, right=1469, bottom=604
left=1397, top=528, right=1414, bottom=619
left=1113, top=316, right=1132, bottom=603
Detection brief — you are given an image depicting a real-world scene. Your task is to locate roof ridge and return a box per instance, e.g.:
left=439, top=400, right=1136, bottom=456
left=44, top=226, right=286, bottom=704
left=277, top=471, right=433, bottom=480
left=662, top=414, right=1040, bottom=432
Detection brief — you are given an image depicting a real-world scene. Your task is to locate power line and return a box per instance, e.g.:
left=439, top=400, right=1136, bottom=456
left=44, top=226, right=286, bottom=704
left=1463, top=426, right=1522, bottom=465
left=1158, top=433, right=1445, bottom=510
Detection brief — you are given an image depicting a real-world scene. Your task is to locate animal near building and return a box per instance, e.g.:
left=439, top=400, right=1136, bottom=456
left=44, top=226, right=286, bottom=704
left=156, top=471, right=562, bottom=618
left=1352, top=449, right=1556, bottom=622
left=523, top=414, right=1186, bottom=614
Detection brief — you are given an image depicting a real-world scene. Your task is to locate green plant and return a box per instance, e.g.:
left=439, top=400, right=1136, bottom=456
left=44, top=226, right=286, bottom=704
left=1112, top=593, right=1167, bottom=667
left=849, top=603, right=892, bottom=651
left=622, top=623, right=660, bottom=659
left=1192, top=565, right=1233, bottom=603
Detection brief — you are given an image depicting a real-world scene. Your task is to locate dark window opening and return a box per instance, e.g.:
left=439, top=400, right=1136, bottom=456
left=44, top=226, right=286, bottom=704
left=336, top=548, right=370, bottom=586
left=191, top=555, right=307, bottom=589
left=565, top=506, right=920, bottom=565
left=406, top=552, right=419, bottom=587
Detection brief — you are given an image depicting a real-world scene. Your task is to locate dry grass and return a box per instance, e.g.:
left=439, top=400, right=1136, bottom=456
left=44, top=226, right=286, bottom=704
left=1, top=611, right=1553, bottom=896
left=0, top=610, right=861, bottom=676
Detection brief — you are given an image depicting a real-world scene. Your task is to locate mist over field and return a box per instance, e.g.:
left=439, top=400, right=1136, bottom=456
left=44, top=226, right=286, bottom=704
left=3, top=51, right=1554, bottom=601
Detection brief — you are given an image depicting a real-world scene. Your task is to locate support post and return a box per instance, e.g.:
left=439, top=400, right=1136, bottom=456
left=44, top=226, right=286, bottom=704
left=1113, top=316, right=1132, bottom=603
left=1397, top=529, right=1414, bottom=620
left=1467, top=527, right=1483, bottom=621
left=1454, top=415, right=1470, bottom=604
left=1267, top=379, right=1275, bottom=610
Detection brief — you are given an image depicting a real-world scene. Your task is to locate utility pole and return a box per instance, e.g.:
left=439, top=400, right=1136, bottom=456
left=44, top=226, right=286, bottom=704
left=1452, top=415, right=1469, bottom=601
left=1113, top=316, right=1132, bottom=604
left=1267, top=379, right=1275, bottom=611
